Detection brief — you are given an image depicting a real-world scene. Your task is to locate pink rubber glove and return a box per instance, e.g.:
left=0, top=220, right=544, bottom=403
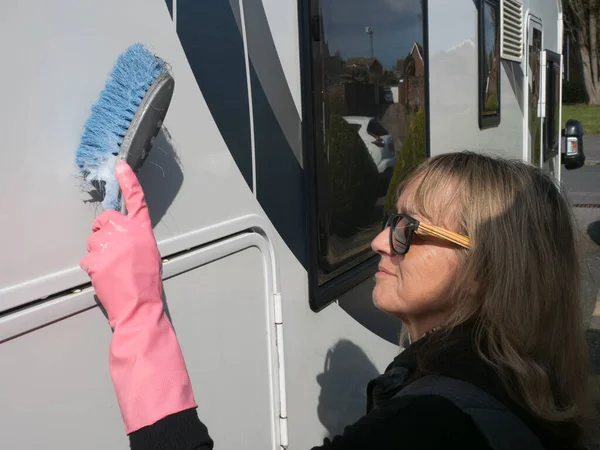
left=80, top=160, right=197, bottom=434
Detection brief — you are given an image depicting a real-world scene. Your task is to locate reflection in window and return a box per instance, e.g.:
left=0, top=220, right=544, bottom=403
left=309, top=0, right=427, bottom=287
left=479, top=0, right=500, bottom=127
left=529, top=28, right=542, bottom=165
left=544, top=52, right=561, bottom=163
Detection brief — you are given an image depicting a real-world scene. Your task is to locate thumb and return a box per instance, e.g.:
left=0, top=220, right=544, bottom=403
left=115, top=161, right=148, bottom=219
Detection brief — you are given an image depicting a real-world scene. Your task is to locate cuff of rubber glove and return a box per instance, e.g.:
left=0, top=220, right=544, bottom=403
left=109, top=315, right=198, bottom=434
left=119, top=368, right=199, bottom=434
left=129, top=408, right=214, bottom=450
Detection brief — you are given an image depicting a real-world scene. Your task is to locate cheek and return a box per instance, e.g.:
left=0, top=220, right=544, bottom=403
left=372, top=248, right=460, bottom=316
left=413, top=244, right=457, bottom=276
left=396, top=248, right=459, bottom=306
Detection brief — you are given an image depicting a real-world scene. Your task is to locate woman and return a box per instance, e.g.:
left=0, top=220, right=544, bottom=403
left=81, top=152, right=591, bottom=449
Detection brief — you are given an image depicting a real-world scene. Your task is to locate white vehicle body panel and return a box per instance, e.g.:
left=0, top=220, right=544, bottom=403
left=0, top=0, right=564, bottom=448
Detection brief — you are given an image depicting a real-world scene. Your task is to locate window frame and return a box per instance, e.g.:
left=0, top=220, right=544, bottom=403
left=299, top=0, right=431, bottom=312
left=543, top=50, right=561, bottom=162
left=478, top=0, right=501, bottom=129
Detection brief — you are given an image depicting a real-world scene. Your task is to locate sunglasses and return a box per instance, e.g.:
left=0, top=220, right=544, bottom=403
left=383, top=213, right=471, bottom=255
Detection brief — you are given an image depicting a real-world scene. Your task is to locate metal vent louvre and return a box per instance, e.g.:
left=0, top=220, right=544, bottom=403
left=500, top=0, right=524, bottom=62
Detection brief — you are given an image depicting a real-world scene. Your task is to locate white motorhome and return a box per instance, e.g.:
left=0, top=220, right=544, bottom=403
left=0, top=0, right=585, bottom=448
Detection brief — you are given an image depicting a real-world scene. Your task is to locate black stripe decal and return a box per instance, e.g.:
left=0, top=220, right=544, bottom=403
left=250, top=63, right=307, bottom=267
left=242, top=0, right=303, bottom=168
left=170, top=0, right=307, bottom=267
left=242, top=0, right=307, bottom=267
left=176, top=0, right=254, bottom=190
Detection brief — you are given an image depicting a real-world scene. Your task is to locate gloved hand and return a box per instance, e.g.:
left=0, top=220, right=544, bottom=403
left=80, top=161, right=197, bottom=434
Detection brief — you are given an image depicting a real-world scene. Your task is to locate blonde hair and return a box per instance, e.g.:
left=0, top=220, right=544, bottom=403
left=397, top=152, right=590, bottom=441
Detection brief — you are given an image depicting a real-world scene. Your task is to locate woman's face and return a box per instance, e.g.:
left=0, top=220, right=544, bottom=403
left=371, top=187, right=462, bottom=328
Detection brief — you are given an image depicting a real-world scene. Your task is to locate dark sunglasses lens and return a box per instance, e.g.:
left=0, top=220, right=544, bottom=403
left=392, top=216, right=411, bottom=253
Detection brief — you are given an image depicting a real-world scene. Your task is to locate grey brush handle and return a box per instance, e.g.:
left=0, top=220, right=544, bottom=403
left=116, top=73, right=175, bottom=214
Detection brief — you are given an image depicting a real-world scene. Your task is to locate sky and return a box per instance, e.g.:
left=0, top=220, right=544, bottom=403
left=483, top=1, right=497, bottom=53
left=321, top=0, right=424, bottom=69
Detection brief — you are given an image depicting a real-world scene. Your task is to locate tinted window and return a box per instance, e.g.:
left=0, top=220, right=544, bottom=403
left=479, top=0, right=500, bottom=128
left=528, top=28, right=542, bottom=165
left=544, top=52, right=561, bottom=161
left=348, top=123, right=362, bottom=133
left=367, top=119, right=389, bottom=137
left=552, top=68, right=560, bottom=149
left=306, top=0, right=427, bottom=302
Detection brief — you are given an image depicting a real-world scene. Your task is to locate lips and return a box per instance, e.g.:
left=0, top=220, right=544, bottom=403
left=377, top=265, right=395, bottom=276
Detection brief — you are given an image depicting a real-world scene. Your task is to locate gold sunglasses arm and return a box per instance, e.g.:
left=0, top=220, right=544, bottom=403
left=417, top=223, right=471, bottom=249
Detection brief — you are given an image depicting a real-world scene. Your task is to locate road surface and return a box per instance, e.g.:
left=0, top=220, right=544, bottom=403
left=562, top=136, right=600, bottom=448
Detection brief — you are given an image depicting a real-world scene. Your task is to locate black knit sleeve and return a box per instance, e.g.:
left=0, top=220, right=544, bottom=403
left=129, top=409, right=214, bottom=450
left=128, top=395, right=490, bottom=450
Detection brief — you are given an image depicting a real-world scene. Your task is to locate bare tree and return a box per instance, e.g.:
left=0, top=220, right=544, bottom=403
left=564, top=0, right=600, bottom=104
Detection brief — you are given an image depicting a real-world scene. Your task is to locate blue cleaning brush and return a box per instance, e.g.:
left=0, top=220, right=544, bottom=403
left=76, top=43, right=175, bottom=212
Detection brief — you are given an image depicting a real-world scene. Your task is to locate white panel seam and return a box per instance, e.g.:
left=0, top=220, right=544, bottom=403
left=238, top=0, right=257, bottom=196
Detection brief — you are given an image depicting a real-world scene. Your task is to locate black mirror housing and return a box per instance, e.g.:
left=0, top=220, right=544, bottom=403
left=562, top=119, right=585, bottom=170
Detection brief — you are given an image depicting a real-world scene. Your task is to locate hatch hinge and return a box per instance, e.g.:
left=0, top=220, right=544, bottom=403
left=273, top=292, right=288, bottom=448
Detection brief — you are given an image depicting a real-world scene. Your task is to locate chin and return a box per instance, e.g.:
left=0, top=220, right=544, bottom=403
left=372, top=288, right=407, bottom=318
left=372, top=293, right=381, bottom=310
left=372, top=281, right=393, bottom=310
left=372, top=289, right=392, bottom=314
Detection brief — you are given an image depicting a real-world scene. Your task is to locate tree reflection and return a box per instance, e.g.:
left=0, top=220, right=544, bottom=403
left=311, top=0, right=427, bottom=283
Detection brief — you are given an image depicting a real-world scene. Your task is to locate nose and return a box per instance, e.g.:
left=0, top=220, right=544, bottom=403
left=371, top=227, right=392, bottom=256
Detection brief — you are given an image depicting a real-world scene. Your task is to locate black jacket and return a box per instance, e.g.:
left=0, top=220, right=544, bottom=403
left=130, top=325, right=576, bottom=450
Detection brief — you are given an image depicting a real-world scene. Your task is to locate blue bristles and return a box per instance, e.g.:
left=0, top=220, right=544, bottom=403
left=75, top=43, right=168, bottom=210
